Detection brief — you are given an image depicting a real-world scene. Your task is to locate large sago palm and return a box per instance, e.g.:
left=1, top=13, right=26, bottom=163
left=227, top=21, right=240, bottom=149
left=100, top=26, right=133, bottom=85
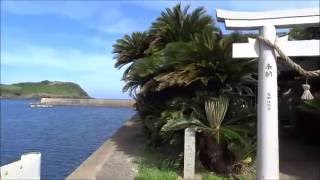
left=113, top=4, right=254, bottom=96
left=161, top=96, right=255, bottom=173
left=112, top=4, right=257, bottom=174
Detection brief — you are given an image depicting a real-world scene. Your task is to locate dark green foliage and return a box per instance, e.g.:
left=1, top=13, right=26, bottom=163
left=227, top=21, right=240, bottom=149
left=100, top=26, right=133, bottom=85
left=41, top=80, right=50, bottom=84
left=113, top=32, right=152, bottom=69
left=159, top=95, right=256, bottom=173
left=113, top=4, right=257, bottom=175
left=289, top=26, right=320, bottom=40
left=299, top=99, right=320, bottom=111
left=0, top=85, right=22, bottom=96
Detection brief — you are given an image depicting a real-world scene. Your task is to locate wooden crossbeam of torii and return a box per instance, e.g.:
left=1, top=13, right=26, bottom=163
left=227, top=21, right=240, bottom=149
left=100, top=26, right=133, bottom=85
left=217, top=8, right=320, bottom=180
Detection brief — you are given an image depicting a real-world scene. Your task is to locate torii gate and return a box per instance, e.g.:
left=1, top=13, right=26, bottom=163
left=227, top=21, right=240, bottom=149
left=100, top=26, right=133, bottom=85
left=216, top=8, right=320, bottom=179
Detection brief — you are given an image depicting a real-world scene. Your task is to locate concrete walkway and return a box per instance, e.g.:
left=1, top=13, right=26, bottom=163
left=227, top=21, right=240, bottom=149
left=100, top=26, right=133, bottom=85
left=67, top=116, right=145, bottom=180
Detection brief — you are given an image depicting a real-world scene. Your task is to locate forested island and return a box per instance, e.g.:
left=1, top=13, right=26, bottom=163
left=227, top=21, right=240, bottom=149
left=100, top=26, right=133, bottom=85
left=0, top=80, right=90, bottom=99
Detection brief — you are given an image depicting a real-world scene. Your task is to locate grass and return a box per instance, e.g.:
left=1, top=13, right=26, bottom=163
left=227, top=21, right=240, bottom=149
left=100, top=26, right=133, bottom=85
left=201, top=173, right=228, bottom=180
left=135, top=166, right=178, bottom=180
left=134, top=146, right=256, bottom=180
left=134, top=147, right=179, bottom=180
left=0, top=85, right=22, bottom=96
left=200, top=165, right=256, bottom=180
left=201, top=172, right=254, bottom=180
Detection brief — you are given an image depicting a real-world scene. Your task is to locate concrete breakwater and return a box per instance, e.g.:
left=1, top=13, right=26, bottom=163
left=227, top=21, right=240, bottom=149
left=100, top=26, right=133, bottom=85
left=40, top=98, right=135, bottom=107
left=66, top=116, right=144, bottom=180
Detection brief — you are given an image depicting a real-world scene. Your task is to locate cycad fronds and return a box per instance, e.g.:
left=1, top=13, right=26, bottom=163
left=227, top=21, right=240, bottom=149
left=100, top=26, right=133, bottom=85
left=113, top=31, right=151, bottom=69
left=150, top=4, right=217, bottom=49
left=205, top=96, right=229, bottom=143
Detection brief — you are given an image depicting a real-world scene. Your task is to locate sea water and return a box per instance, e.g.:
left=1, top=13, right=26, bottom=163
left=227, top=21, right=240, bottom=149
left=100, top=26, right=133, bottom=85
left=0, top=99, right=135, bottom=180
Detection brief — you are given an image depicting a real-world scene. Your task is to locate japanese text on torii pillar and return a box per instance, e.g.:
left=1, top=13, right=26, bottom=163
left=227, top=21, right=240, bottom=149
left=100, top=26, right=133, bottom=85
left=265, top=63, right=272, bottom=111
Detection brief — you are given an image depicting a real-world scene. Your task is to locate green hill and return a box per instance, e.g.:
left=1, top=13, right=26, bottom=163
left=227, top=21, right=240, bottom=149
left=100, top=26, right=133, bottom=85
left=0, top=80, right=90, bottom=99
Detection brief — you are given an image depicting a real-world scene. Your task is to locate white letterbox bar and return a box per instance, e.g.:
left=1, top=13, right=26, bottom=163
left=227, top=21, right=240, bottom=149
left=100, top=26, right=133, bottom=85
left=233, top=40, right=320, bottom=58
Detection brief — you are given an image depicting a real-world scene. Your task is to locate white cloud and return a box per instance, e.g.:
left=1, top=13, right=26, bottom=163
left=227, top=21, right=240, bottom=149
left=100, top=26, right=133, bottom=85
left=0, top=41, right=127, bottom=85
left=99, top=19, right=148, bottom=34
left=2, top=43, right=113, bottom=72
left=1, top=42, right=129, bottom=98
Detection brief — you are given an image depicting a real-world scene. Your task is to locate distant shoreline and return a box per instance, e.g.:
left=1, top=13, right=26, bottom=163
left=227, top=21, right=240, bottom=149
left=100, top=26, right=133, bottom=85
left=39, top=98, right=135, bottom=107
left=1, top=97, right=135, bottom=107
left=0, top=80, right=90, bottom=99
left=0, top=96, right=92, bottom=100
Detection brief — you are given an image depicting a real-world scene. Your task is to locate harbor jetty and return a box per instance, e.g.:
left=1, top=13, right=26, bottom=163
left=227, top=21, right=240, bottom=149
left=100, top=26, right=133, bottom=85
left=39, top=98, right=134, bottom=107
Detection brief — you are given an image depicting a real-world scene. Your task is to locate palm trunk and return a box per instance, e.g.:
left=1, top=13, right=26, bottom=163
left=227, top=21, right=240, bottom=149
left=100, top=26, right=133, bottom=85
left=199, top=134, right=232, bottom=173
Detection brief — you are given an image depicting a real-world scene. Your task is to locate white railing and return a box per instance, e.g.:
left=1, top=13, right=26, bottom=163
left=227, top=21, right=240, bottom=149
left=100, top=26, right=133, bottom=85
left=1, top=152, right=41, bottom=180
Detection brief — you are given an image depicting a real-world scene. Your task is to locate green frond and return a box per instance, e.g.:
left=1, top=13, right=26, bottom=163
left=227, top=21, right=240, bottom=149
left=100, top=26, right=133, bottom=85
left=150, top=4, right=217, bottom=49
left=228, top=138, right=257, bottom=163
left=222, top=128, right=246, bottom=145
left=113, top=31, right=151, bottom=69
left=160, top=113, right=211, bottom=135
left=111, top=4, right=258, bottom=156
left=122, top=81, right=140, bottom=97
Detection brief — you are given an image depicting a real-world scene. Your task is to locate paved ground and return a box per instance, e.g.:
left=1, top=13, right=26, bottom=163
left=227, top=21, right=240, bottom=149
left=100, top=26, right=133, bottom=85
left=96, top=118, right=145, bottom=180
left=67, top=116, right=146, bottom=180
left=280, top=137, right=320, bottom=180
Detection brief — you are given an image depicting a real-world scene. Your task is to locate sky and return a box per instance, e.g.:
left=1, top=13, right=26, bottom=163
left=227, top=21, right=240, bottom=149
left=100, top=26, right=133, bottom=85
left=1, top=0, right=318, bottom=99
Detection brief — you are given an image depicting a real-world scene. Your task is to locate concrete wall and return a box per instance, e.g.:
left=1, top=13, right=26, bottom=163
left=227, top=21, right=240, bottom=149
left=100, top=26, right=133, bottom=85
left=1, top=152, right=41, bottom=180
left=40, top=98, right=134, bottom=107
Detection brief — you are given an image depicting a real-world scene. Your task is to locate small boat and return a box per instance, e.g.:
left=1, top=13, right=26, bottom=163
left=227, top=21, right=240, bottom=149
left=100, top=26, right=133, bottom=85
left=29, top=103, right=53, bottom=108
left=0, top=152, right=41, bottom=180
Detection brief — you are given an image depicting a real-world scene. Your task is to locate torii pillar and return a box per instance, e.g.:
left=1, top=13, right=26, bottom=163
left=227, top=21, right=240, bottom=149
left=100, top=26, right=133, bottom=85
left=217, top=8, right=320, bottom=179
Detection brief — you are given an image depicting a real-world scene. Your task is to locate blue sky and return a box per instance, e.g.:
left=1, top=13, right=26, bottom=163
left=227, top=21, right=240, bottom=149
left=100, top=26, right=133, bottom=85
left=1, top=0, right=318, bottom=99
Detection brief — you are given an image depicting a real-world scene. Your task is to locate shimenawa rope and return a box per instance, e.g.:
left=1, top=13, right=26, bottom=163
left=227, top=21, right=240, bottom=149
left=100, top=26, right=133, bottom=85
left=257, top=36, right=320, bottom=78
left=257, top=36, right=319, bottom=100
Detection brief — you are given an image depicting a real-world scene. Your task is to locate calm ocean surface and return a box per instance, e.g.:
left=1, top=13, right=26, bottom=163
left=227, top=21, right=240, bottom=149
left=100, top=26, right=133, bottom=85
left=0, top=99, right=135, bottom=180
